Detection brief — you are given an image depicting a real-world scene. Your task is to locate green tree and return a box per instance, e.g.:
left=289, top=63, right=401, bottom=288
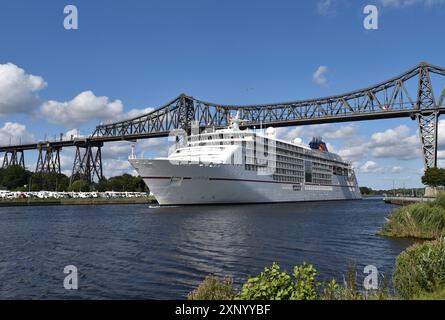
left=97, top=178, right=109, bottom=192
left=359, top=187, right=373, bottom=195
left=106, top=174, right=146, bottom=192
left=68, top=179, right=91, bottom=192
left=0, top=165, right=32, bottom=190
left=421, top=167, right=445, bottom=187
left=30, top=172, right=70, bottom=191
left=237, top=262, right=318, bottom=300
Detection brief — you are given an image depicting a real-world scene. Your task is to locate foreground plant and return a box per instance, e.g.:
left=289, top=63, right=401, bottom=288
left=189, top=263, right=391, bottom=300
left=187, top=276, right=236, bottom=300
left=394, top=238, right=445, bottom=299
left=380, top=194, right=445, bottom=239
left=237, top=262, right=318, bottom=300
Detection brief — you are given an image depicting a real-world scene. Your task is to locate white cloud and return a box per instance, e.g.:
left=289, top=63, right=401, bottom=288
left=369, top=125, right=420, bottom=160
left=338, top=125, right=421, bottom=162
left=59, top=149, right=75, bottom=176
left=0, top=62, right=156, bottom=128
left=338, top=143, right=368, bottom=161
left=355, top=161, right=404, bottom=174
left=317, top=0, right=334, bottom=15
left=103, top=159, right=134, bottom=178
left=102, top=141, right=133, bottom=159
left=358, top=160, right=380, bottom=173
left=0, top=63, right=47, bottom=116
left=59, top=147, right=134, bottom=179
left=391, top=166, right=403, bottom=173
left=63, top=128, right=85, bottom=140
left=123, top=107, right=155, bottom=120
left=380, top=0, right=445, bottom=7
left=277, top=123, right=357, bottom=144
left=41, top=91, right=124, bottom=128
left=436, top=120, right=445, bottom=149
left=0, top=122, right=34, bottom=145
left=312, top=66, right=329, bottom=86
left=40, top=91, right=155, bottom=128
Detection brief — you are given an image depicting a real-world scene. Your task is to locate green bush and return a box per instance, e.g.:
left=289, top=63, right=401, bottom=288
left=187, top=276, right=236, bottom=300
left=394, top=238, right=445, bottom=299
left=67, top=179, right=91, bottom=192
left=433, top=192, right=445, bottom=208
left=237, top=262, right=317, bottom=300
left=380, top=202, right=445, bottom=239
left=0, top=165, right=31, bottom=190
left=422, top=168, right=445, bottom=187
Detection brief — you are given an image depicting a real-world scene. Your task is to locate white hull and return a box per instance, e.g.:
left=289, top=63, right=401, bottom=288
left=130, top=159, right=362, bottom=205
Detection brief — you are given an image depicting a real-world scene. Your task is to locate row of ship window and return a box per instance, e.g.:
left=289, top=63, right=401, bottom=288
left=272, top=175, right=305, bottom=183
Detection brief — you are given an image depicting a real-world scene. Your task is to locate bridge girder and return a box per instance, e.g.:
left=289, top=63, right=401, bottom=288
left=1, top=150, right=25, bottom=169
left=70, top=140, right=104, bottom=185
left=92, top=62, right=445, bottom=169
left=35, top=144, right=62, bottom=174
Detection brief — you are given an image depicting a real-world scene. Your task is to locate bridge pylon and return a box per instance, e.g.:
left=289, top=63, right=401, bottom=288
left=416, top=64, right=439, bottom=169
left=178, top=94, right=196, bottom=133
left=35, top=143, right=62, bottom=174
left=70, top=139, right=104, bottom=185
left=2, top=149, right=25, bottom=169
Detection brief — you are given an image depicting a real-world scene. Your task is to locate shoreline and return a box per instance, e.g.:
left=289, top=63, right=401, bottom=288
left=0, top=196, right=158, bottom=207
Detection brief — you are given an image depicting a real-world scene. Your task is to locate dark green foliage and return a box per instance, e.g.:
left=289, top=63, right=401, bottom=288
left=0, top=165, right=147, bottom=193
left=29, top=172, right=70, bottom=191
left=237, top=262, right=318, bottom=300
left=0, top=166, right=71, bottom=191
left=190, top=263, right=395, bottom=300
left=0, top=165, right=31, bottom=190
left=67, top=179, right=91, bottom=192
left=95, top=174, right=147, bottom=192
left=359, top=187, right=373, bottom=195
left=359, top=186, right=424, bottom=197
left=187, top=276, right=236, bottom=300
left=394, top=238, right=445, bottom=299
left=422, top=167, right=445, bottom=187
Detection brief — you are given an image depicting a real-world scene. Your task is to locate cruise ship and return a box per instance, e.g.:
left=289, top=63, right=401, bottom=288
left=129, top=117, right=361, bottom=205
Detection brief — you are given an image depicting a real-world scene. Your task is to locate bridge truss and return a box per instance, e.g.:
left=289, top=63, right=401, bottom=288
left=1, top=62, right=445, bottom=185
left=93, top=62, right=445, bottom=169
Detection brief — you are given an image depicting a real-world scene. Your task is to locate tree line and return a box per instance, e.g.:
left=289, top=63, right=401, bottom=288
left=0, top=165, right=148, bottom=192
left=359, top=167, right=445, bottom=196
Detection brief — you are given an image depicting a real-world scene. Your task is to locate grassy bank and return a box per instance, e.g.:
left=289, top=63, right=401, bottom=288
left=379, top=193, right=445, bottom=239
left=0, top=196, right=157, bottom=207
left=393, top=238, right=445, bottom=299
left=188, top=238, right=445, bottom=300
left=188, top=263, right=391, bottom=300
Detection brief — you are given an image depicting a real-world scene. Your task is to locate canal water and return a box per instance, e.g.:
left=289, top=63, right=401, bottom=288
left=0, top=198, right=413, bottom=299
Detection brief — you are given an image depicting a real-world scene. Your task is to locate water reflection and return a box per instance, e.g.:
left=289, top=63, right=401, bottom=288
left=0, top=199, right=413, bottom=299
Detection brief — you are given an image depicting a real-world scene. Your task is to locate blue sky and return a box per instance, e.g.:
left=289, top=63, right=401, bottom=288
left=0, top=0, right=444, bottom=188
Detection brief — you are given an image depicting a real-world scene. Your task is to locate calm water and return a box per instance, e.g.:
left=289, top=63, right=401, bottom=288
left=0, top=199, right=413, bottom=299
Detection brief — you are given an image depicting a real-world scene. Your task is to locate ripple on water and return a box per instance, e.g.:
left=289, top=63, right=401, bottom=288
left=0, top=200, right=412, bottom=299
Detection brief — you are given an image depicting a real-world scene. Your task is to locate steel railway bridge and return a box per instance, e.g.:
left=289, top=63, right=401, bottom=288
left=1, top=62, right=445, bottom=184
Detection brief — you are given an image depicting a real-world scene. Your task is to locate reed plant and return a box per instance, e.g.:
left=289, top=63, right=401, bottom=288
left=380, top=193, right=445, bottom=239
left=393, top=238, right=445, bottom=299
left=187, top=276, right=236, bottom=300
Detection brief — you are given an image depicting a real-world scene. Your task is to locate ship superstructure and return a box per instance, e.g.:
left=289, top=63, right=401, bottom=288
left=129, top=117, right=361, bottom=205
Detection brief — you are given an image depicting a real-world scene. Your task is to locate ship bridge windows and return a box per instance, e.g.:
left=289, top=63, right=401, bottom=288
left=333, top=166, right=348, bottom=176
left=304, top=160, right=312, bottom=183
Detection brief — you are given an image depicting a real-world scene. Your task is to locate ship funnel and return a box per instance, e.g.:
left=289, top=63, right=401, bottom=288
left=309, top=137, right=328, bottom=152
